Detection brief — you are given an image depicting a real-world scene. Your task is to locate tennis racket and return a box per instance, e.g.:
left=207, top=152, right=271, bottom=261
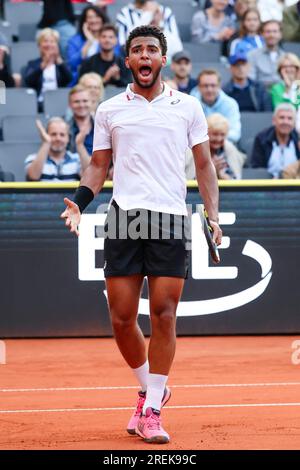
left=199, top=204, right=220, bottom=264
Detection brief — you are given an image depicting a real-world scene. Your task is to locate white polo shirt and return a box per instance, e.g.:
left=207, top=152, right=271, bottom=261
left=93, top=82, right=208, bottom=215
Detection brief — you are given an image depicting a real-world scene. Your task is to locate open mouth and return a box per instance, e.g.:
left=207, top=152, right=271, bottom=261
left=139, top=66, right=152, bottom=77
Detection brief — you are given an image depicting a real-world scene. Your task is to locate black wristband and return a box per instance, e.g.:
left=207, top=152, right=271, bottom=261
left=73, top=185, right=94, bottom=213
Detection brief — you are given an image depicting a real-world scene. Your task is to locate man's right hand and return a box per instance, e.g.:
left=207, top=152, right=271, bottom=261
left=36, top=119, right=51, bottom=145
left=60, top=197, right=81, bottom=236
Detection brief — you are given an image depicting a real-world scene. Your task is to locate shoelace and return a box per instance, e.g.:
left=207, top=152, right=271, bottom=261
left=146, top=412, right=161, bottom=430
left=134, top=394, right=145, bottom=416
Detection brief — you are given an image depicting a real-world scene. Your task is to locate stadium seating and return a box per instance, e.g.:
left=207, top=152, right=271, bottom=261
left=182, top=42, right=221, bottom=62
left=43, top=88, right=70, bottom=119
left=0, top=20, right=13, bottom=46
left=242, top=168, right=272, bottom=179
left=0, top=88, right=38, bottom=124
left=18, top=23, right=37, bottom=42
left=282, top=42, right=300, bottom=57
left=4, top=1, right=43, bottom=38
left=11, top=41, right=39, bottom=74
left=240, top=112, right=273, bottom=165
left=104, top=85, right=126, bottom=101
left=0, top=141, right=40, bottom=182
left=2, top=115, right=47, bottom=142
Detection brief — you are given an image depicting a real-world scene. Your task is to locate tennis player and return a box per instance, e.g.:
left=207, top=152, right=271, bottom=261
left=61, top=25, right=222, bottom=444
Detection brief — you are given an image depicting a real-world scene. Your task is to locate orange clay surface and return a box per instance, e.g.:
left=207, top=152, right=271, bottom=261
left=0, top=336, right=300, bottom=450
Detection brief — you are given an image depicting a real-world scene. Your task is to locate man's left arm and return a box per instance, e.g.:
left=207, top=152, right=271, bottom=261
left=192, top=140, right=222, bottom=245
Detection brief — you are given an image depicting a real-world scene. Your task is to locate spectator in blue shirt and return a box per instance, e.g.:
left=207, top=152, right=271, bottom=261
left=191, top=68, right=241, bottom=143
left=67, top=5, right=121, bottom=85
left=230, top=7, right=264, bottom=57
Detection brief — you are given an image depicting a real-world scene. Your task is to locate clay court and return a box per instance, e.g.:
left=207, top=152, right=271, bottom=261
left=1, top=336, right=300, bottom=450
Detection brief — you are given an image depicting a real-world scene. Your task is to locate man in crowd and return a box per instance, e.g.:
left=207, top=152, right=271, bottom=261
left=67, top=85, right=94, bottom=156
left=79, top=24, right=131, bottom=87
left=191, top=69, right=241, bottom=143
left=248, top=20, right=285, bottom=88
left=165, top=51, right=197, bottom=95
left=250, top=103, right=300, bottom=177
left=25, top=117, right=90, bottom=181
left=223, top=53, right=272, bottom=111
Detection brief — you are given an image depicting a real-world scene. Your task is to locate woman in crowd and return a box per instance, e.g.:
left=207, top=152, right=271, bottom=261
left=191, top=0, right=236, bottom=45
left=186, top=113, right=246, bottom=180
left=23, top=28, right=72, bottom=111
left=270, top=53, right=300, bottom=109
left=67, top=5, right=113, bottom=85
left=79, top=72, right=104, bottom=116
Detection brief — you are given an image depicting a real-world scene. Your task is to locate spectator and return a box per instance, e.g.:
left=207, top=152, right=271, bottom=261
left=67, top=5, right=118, bottom=85
left=116, top=1, right=182, bottom=57
left=223, top=53, right=272, bottom=111
left=186, top=113, right=246, bottom=179
left=79, top=72, right=104, bottom=115
left=79, top=24, right=131, bottom=86
left=248, top=20, right=285, bottom=88
left=38, top=0, right=76, bottom=58
left=234, top=0, right=258, bottom=22
left=190, top=69, right=241, bottom=143
left=282, top=158, right=300, bottom=178
left=25, top=117, right=90, bottom=181
left=164, top=51, right=198, bottom=95
left=67, top=84, right=94, bottom=155
left=191, top=0, right=236, bottom=45
left=230, top=8, right=264, bottom=57
left=282, top=1, right=300, bottom=42
left=23, top=29, right=72, bottom=112
left=270, top=53, right=300, bottom=109
left=250, top=103, right=300, bottom=177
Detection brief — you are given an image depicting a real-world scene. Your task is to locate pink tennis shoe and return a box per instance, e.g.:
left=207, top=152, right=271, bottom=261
left=126, top=386, right=171, bottom=435
left=135, top=407, right=170, bottom=444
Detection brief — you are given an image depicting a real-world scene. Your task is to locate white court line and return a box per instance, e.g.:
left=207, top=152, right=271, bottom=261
left=1, top=382, right=300, bottom=393
left=1, top=403, right=300, bottom=414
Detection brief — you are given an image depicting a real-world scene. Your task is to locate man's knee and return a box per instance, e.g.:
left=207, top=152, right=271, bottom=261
left=151, top=304, right=177, bottom=330
left=110, top=309, right=137, bottom=332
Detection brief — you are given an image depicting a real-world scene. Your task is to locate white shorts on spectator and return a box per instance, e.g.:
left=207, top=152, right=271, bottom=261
left=0, top=341, right=6, bottom=364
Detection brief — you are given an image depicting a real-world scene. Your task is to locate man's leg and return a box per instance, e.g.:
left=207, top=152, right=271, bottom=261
left=136, top=275, right=184, bottom=443
left=106, top=274, right=149, bottom=435
left=148, top=276, right=184, bottom=375
left=106, top=274, right=146, bottom=369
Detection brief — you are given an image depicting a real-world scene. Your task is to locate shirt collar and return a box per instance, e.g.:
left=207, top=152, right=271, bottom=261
left=125, top=82, right=173, bottom=101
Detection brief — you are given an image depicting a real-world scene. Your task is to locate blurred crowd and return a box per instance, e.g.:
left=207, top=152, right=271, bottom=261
left=0, top=0, right=300, bottom=182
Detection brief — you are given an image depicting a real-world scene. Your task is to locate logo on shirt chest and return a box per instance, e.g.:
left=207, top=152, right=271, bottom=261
left=170, top=99, right=181, bottom=105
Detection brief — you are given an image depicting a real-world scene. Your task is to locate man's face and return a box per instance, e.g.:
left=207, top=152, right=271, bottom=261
left=263, top=22, right=282, bottom=48
left=231, top=60, right=249, bottom=80
left=69, top=91, right=91, bottom=118
left=48, top=122, right=69, bottom=153
left=208, top=128, right=227, bottom=151
left=273, top=110, right=295, bottom=136
left=99, top=30, right=117, bottom=52
left=171, top=59, right=192, bottom=80
left=125, top=36, right=166, bottom=88
left=199, top=74, right=220, bottom=105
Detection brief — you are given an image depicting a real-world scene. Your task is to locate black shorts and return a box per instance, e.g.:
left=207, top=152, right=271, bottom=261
left=103, top=200, right=190, bottom=279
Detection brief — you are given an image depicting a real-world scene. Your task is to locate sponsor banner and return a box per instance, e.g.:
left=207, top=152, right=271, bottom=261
left=0, top=184, right=299, bottom=337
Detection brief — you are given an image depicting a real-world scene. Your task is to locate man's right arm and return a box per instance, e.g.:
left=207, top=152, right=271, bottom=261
left=60, top=149, right=112, bottom=236
left=80, top=148, right=112, bottom=196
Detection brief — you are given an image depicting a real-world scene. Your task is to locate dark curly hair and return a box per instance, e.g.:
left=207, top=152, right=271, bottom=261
left=78, top=5, right=109, bottom=38
left=125, top=25, right=167, bottom=56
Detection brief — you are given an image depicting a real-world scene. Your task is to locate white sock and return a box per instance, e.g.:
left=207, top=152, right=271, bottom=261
left=132, top=360, right=149, bottom=393
left=143, top=373, right=168, bottom=413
